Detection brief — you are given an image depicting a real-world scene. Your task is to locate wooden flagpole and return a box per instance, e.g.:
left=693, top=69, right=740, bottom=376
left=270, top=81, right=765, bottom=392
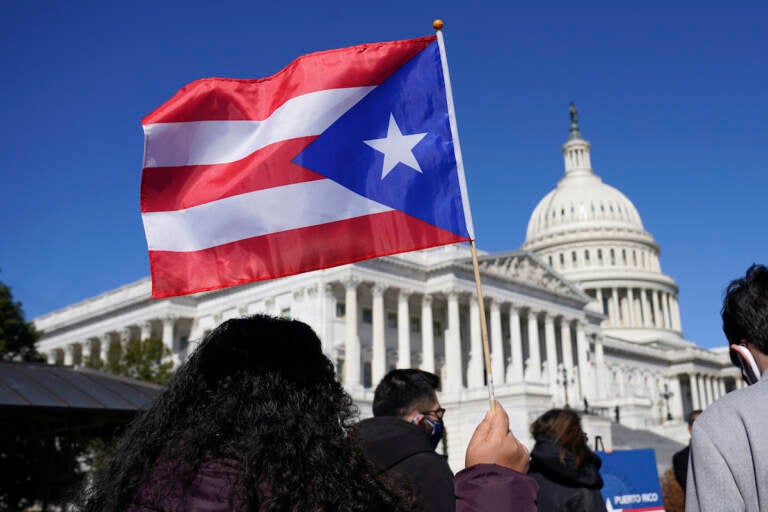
left=470, top=240, right=496, bottom=410
left=434, top=19, right=496, bottom=412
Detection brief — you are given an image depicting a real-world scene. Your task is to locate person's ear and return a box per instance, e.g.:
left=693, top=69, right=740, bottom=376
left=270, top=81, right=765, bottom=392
left=409, top=413, right=425, bottom=425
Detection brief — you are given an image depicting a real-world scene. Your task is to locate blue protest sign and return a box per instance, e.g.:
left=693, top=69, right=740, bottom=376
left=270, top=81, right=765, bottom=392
left=596, top=449, right=664, bottom=512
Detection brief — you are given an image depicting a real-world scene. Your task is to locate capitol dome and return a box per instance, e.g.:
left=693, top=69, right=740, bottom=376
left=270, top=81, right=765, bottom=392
left=522, top=105, right=686, bottom=347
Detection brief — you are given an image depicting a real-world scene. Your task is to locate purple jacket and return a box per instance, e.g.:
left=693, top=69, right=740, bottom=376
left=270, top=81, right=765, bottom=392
left=455, top=464, right=539, bottom=512
left=127, top=460, right=241, bottom=511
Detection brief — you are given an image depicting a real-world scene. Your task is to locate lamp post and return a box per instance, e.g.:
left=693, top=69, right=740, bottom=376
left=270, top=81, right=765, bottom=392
left=660, top=383, right=674, bottom=421
left=556, top=364, right=575, bottom=408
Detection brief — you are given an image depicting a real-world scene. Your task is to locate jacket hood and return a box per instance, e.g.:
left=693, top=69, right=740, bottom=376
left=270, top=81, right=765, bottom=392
left=530, top=436, right=604, bottom=489
left=356, top=416, right=435, bottom=471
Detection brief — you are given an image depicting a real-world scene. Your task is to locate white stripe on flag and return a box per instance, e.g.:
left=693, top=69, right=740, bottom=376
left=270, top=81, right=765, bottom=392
left=142, top=180, right=393, bottom=252
left=143, top=86, right=375, bottom=168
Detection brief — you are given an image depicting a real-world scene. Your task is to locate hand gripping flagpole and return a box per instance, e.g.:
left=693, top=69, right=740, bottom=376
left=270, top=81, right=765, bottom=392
left=434, top=19, right=496, bottom=413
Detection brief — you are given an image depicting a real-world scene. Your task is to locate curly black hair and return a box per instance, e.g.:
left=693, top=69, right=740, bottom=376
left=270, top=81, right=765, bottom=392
left=79, top=315, right=418, bottom=511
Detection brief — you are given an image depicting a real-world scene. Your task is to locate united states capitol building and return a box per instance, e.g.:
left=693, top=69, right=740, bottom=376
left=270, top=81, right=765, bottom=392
left=35, top=108, right=738, bottom=470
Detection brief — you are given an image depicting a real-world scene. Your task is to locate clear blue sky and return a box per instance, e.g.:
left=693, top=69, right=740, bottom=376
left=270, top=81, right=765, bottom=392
left=2, top=2, right=766, bottom=350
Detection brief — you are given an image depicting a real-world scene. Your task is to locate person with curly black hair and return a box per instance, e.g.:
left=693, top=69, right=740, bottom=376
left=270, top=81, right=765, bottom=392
left=78, top=314, right=418, bottom=511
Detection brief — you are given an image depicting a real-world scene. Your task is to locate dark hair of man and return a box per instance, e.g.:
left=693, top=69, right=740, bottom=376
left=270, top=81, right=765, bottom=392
left=722, top=264, right=768, bottom=355
left=80, top=315, right=416, bottom=511
left=688, top=409, right=703, bottom=427
left=372, top=369, right=440, bottom=418
left=531, top=408, right=592, bottom=469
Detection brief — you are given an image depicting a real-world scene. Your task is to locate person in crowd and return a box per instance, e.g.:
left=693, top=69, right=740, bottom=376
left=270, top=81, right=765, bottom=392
left=528, top=408, right=607, bottom=512
left=80, top=313, right=540, bottom=511
left=356, top=369, right=454, bottom=512
left=456, top=401, right=539, bottom=511
left=672, top=409, right=702, bottom=493
left=79, top=315, right=418, bottom=511
left=687, top=264, right=768, bottom=512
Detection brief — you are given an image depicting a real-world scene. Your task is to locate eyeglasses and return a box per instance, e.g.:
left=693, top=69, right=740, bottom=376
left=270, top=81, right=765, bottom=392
left=420, top=407, right=446, bottom=420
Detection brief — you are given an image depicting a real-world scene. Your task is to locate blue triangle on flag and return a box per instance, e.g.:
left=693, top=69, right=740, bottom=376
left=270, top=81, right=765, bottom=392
left=293, top=41, right=470, bottom=239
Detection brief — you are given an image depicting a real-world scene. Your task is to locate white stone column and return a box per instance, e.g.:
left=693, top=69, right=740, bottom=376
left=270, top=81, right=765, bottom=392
left=595, top=336, right=606, bottom=398
left=544, top=312, right=558, bottom=389
left=81, top=340, right=93, bottom=364
left=690, top=373, right=701, bottom=410
left=652, top=291, right=662, bottom=328
left=596, top=288, right=604, bottom=315
left=64, top=344, right=75, bottom=366
left=698, top=373, right=709, bottom=407
left=371, top=284, right=387, bottom=386
left=508, top=304, right=523, bottom=383
left=611, top=288, right=620, bottom=326
left=664, top=294, right=672, bottom=330
left=699, top=375, right=708, bottom=406
left=467, top=296, right=484, bottom=388
left=420, top=295, right=434, bottom=372
left=445, top=290, right=462, bottom=391
left=576, top=322, right=590, bottom=400
left=707, top=376, right=715, bottom=405
left=672, top=296, right=682, bottom=331
left=560, top=318, right=574, bottom=376
left=641, top=289, right=652, bottom=327
left=140, top=321, right=152, bottom=341
left=323, top=283, right=335, bottom=358
left=718, top=378, right=726, bottom=397
left=46, top=351, right=57, bottom=365
left=397, top=290, right=411, bottom=369
left=627, top=289, right=636, bottom=326
left=489, top=299, right=504, bottom=385
left=162, top=315, right=175, bottom=353
left=526, top=309, right=541, bottom=382
left=100, top=333, right=111, bottom=363
left=344, top=278, right=361, bottom=388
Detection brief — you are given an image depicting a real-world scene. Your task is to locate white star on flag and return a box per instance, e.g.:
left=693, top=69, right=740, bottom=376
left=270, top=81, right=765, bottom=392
left=364, top=114, right=428, bottom=179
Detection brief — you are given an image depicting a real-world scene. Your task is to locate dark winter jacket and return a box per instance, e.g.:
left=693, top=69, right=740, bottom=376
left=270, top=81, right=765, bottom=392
left=127, top=458, right=401, bottom=511
left=672, top=444, right=690, bottom=492
left=357, top=416, right=455, bottom=512
left=455, top=463, right=539, bottom=512
left=127, top=459, right=241, bottom=511
left=528, top=437, right=607, bottom=512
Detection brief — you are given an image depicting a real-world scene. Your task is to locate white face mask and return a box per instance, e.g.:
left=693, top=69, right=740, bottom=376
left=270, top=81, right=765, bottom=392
left=730, top=344, right=761, bottom=385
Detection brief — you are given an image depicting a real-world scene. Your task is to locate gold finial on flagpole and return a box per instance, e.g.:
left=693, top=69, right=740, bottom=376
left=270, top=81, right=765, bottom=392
left=433, top=19, right=444, bottom=31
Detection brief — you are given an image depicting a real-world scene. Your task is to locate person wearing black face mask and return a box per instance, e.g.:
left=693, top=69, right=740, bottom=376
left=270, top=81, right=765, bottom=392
left=357, top=369, right=454, bottom=512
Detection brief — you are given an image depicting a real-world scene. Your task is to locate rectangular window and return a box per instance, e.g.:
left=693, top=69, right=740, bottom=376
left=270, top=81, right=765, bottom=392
left=387, top=312, right=397, bottom=328
left=362, top=308, right=372, bottom=324
left=410, top=317, right=421, bottom=334
left=433, top=320, right=443, bottom=336
left=336, top=302, right=346, bottom=318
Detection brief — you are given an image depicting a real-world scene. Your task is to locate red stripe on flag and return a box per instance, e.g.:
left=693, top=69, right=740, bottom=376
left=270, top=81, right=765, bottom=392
left=141, top=137, right=322, bottom=212
left=142, top=36, right=435, bottom=124
left=148, top=211, right=468, bottom=297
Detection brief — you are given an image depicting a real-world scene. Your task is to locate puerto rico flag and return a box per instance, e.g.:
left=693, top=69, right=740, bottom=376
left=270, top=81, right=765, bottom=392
left=141, top=35, right=474, bottom=298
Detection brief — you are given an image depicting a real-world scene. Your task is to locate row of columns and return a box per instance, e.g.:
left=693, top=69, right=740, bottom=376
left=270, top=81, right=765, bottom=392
left=547, top=246, right=661, bottom=274
left=339, top=278, right=600, bottom=403
left=592, top=286, right=680, bottom=331
left=43, top=315, right=180, bottom=367
left=688, top=372, right=728, bottom=410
